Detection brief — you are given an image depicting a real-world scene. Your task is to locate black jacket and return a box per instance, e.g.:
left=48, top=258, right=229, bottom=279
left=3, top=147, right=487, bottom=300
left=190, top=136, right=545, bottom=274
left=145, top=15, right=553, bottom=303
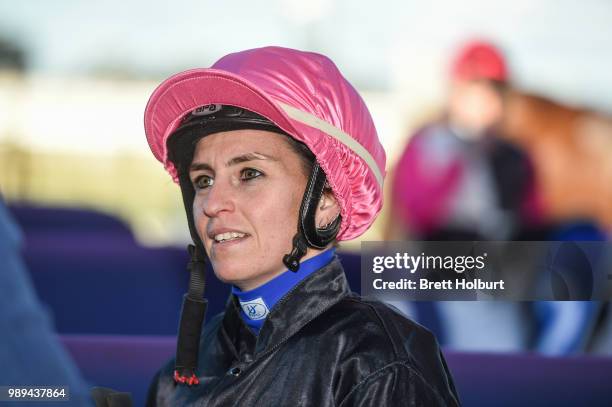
left=147, top=258, right=460, bottom=406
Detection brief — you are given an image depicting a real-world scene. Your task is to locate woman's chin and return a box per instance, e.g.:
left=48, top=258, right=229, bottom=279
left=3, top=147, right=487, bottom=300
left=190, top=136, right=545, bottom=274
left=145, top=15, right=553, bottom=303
left=212, top=262, right=259, bottom=287
left=212, top=262, right=285, bottom=290
left=213, top=264, right=243, bottom=281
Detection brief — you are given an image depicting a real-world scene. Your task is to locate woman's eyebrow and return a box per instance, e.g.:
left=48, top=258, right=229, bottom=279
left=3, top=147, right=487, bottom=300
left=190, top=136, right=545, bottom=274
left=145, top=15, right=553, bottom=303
left=189, top=152, right=277, bottom=173
left=189, top=162, right=213, bottom=173
left=226, top=152, right=277, bottom=166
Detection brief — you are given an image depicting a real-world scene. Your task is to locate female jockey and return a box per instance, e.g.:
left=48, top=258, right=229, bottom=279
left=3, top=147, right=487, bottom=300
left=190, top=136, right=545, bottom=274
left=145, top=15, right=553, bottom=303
left=144, top=46, right=459, bottom=406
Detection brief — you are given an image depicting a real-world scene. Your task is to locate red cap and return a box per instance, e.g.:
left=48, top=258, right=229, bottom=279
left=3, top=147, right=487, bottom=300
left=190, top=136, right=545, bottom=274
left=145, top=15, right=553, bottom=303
left=451, top=40, right=508, bottom=82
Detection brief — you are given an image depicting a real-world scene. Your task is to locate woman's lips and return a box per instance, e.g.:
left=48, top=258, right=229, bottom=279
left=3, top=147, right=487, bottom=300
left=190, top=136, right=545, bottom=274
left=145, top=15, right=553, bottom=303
left=211, top=234, right=251, bottom=253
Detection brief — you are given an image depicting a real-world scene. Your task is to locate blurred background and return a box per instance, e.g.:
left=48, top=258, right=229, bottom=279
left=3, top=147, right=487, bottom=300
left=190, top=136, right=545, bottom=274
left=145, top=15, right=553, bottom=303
left=1, top=1, right=612, bottom=406
left=2, top=0, right=612, bottom=245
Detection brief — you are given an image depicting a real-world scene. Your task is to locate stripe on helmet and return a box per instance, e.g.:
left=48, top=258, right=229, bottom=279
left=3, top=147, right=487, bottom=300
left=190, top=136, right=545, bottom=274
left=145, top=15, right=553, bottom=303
left=277, top=102, right=384, bottom=187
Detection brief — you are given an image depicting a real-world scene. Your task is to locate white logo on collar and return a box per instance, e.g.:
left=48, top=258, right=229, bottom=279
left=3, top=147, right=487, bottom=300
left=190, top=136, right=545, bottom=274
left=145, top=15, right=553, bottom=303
left=191, top=104, right=223, bottom=116
left=239, top=297, right=269, bottom=320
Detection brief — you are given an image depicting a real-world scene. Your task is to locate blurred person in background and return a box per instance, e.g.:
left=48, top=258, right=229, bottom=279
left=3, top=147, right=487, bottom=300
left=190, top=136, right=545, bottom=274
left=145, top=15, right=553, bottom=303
left=143, top=47, right=459, bottom=406
left=0, top=197, right=93, bottom=406
left=386, top=40, right=611, bottom=356
left=388, top=40, right=541, bottom=242
left=386, top=40, right=541, bottom=352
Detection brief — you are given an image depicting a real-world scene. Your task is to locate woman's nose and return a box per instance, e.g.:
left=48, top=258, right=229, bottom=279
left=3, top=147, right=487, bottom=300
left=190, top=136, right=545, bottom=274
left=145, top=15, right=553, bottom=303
left=201, top=180, right=236, bottom=217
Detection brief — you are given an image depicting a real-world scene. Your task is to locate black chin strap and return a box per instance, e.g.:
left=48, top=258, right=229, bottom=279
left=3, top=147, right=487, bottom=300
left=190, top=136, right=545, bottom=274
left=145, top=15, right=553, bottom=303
left=174, top=173, right=208, bottom=386
left=283, top=162, right=341, bottom=272
left=174, top=244, right=207, bottom=386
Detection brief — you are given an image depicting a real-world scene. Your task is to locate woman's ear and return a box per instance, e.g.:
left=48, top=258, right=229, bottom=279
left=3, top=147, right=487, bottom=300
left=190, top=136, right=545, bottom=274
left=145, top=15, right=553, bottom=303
left=315, top=190, right=340, bottom=229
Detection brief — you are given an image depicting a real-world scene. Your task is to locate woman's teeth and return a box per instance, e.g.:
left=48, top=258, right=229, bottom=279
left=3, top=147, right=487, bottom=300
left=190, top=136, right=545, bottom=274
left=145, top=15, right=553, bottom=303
left=214, top=232, right=246, bottom=243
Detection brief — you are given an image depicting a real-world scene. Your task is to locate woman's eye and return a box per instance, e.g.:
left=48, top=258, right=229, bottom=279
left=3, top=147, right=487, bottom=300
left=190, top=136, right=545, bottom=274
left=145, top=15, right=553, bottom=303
left=241, top=168, right=262, bottom=181
left=193, top=175, right=214, bottom=189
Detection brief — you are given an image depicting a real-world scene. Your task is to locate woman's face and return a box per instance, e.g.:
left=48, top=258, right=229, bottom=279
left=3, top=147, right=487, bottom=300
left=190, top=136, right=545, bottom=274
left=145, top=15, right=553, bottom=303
left=189, top=129, right=309, bottom=291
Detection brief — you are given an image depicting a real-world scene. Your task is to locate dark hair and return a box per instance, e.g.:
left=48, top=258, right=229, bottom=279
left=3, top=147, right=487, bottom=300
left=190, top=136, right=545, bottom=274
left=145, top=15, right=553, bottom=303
left=282, top=134, right=336, bottom=196
left=281, top=133, right=316, bottom=177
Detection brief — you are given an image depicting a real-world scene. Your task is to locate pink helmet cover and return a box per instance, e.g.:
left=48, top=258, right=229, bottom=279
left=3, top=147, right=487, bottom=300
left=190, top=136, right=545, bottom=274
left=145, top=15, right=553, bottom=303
left=144, top=46, right=386, bottom=241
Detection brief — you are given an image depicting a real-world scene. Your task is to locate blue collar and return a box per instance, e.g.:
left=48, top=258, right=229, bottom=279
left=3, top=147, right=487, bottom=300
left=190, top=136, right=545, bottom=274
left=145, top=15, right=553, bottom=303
left=231, top=248, right=336, bottom=335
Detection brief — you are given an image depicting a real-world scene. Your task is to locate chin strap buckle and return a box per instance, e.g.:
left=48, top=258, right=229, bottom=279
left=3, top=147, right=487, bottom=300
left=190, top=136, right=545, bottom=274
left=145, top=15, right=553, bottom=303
left=283, top=233, right=308, bottom=272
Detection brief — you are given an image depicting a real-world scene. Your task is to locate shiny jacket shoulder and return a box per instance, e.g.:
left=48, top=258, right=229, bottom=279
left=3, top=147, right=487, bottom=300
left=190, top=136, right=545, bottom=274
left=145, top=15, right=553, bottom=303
left=147, top=258, right=460, bottom=406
